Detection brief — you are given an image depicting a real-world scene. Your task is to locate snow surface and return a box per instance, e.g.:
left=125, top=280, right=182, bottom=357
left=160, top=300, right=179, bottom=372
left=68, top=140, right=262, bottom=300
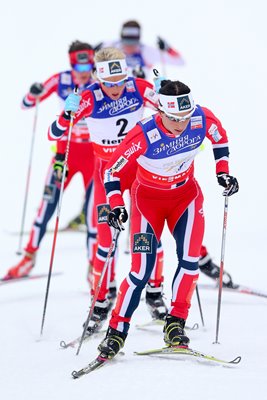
left=1, top=1, right=267, bottom=399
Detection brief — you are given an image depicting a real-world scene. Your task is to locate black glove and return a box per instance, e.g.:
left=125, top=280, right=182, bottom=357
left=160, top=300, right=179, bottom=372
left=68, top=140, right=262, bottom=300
left=29, top=82, right=44, bottom=97
left=108, top=207, right=128, bottom=231
left=157, top=36, right=169, bottom=51
left=217, top=173, right=239, bottom=196
left=132, top=65, right=146, bottom=79
left=53, top=153, right=68, bottom=184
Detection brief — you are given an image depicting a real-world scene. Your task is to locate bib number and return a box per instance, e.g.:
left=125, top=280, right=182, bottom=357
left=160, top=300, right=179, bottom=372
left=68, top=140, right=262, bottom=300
left=116, top=118, right=128, bottom=138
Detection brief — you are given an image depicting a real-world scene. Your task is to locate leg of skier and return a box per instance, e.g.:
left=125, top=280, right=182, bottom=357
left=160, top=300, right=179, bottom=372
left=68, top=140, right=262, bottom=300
left=4, top=156, right=74, bottom=279
left=199, top=245, right=236, bottom=288
left=98, top=179, right=204, bottom=358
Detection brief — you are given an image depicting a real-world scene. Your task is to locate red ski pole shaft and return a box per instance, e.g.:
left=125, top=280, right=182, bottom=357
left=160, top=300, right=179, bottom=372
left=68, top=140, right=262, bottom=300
left=40, top=87, right=78, bottom=336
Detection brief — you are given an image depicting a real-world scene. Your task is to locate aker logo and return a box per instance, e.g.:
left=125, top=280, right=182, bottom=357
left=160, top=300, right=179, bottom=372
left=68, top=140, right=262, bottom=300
left=97, top=204, right=111, bottom=223
left=133, top=233, right=153, bottom=254
left=108, top=62, right=122, bottom=75
left=177, top=95, right=191, bottom=111
left=111, top=156, right=128, bottom=172
left=43, top=184, right=56, bottom=203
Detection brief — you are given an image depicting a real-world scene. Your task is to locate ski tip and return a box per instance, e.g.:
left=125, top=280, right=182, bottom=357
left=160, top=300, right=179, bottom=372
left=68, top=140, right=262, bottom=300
left=190, top=323, right=199, bottom=331
left=72, top=370, right=79, bottom=379
left=230, top=356, right=242, bottom=364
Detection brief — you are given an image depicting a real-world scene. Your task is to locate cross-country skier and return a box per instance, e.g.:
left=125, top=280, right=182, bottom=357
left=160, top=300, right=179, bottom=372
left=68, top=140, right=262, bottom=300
left=4, top=41, right=96, bottom=280
left=94, top=20, right=184, bottom=79
left=95, top=77, right=239, bottom=359
left=48, top=47, right=171, bottom=330
left=67, top=22, right=236, bottom=288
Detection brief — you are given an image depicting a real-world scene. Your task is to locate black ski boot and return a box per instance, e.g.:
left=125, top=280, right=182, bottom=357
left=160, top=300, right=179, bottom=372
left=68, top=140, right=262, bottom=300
left=98, top=327, right=127, bottom=359
left=145, top=284, right=168, bottom=320
left=163, top=315, right=190, bottom=347
left=84, top=299, right=111, bottom=335
left=199, top=254, right=237, bottom=288
left=66, top=209, right=86, bottom=231
left=107, top=281, right=117, bottom=308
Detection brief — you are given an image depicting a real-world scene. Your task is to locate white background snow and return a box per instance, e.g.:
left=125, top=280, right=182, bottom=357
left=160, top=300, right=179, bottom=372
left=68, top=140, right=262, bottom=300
left=0, top=1, right=267, bottom=399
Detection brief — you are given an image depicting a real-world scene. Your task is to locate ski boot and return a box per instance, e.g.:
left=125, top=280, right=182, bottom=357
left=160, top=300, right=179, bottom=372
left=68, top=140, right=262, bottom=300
left=65, top=209, right=86, bottom=232
left=163, top=315, right=190, bottom=347
left=98, top=327, right=127, bottom=359
left=108, top=281, right=117, bottom=308
left=145, top=284, right=168, bottom=320
left=4, top=252, right=36, bottom=280
left=199, top=254, right=237, bottom=288
left=84, top=299, right=111, bottom=336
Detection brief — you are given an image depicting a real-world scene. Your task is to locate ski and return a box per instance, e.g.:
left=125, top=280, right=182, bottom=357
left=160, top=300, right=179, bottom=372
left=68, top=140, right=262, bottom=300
left=72, top=352, right=124, bottom=379
left=60, top=329, right=106, bottom=349
left=72, top=355, right=109, bottom=379
left=136, top=320, right=199, bottom=331
left=199, top=283, right=267, bottom=300
left=134, top=345, right=241, bottom=366
left=0, top=272, right=62, bottom=286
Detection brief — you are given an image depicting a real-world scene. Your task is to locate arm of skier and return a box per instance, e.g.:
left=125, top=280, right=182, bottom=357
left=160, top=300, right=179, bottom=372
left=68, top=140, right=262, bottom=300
left=135, top=78, right=159, bottom=110
left=203, top=106, right=239, bottom=196
left=104, top=125, right=148, bottom=209
left=21, top=73, right=60, bottom=109
left=142, top=42, right=185, bottom=68
left=48, top=90, right=94, bottom=141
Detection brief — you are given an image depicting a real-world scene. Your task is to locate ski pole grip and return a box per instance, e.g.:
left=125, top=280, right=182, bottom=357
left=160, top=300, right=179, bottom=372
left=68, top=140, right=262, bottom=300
left=74, top=85, right=79, bottom=95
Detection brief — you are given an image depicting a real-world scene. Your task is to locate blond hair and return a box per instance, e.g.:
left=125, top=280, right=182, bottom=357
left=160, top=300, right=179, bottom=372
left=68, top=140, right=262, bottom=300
left=94, top=47, right=125, bottom=63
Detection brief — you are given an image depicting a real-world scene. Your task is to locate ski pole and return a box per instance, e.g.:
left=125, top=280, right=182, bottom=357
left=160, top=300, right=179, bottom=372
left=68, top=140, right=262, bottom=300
left=214, top=196, right=229, bottom=344
left=16, top=100, right=40, bottom=255
left=76, top=229, right=120, bottom=356
left=195, top=284, right=205, bottom=328
left=40, top=87, right=78, bottom=336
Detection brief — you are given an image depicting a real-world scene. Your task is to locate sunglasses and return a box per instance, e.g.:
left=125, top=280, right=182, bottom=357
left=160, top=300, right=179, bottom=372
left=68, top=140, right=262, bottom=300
left=72, top=63, right=93, bottom=72
left=99, top=77, right=128, bottom=88
left=160, top=107, right=196, bottom=122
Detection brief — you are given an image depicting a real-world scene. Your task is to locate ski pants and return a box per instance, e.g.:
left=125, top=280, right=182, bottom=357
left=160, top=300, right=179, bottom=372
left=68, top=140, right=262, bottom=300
left=91, top=158, right=164, bottom=300
left=109, top=177, right=205, bottom=334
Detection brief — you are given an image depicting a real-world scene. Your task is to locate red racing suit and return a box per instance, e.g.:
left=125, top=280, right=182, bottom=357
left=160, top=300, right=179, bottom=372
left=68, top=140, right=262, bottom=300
left=103, top=108, right=230, bottom=334
left=48, top=77, right=164, bottom=298
left=23, top=71, right=96, bottom=263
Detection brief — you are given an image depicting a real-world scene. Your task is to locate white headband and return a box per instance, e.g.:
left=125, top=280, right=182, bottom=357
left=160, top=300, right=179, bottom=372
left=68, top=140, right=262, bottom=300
left=96, top=59, right=128, bottom=79
left=159, top=92, right=195, bottom=113
left=121, top=27, right=140, bottom=37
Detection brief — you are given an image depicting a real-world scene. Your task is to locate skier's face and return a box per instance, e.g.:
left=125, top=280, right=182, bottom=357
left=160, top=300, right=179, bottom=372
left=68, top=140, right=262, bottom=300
left=160, top=110, right=192, bottom=136
left=99, top=75, right=128, bottom=100
left=122, top=44, right=140, bottom=55
left=72, top=70, right=92, bottom=85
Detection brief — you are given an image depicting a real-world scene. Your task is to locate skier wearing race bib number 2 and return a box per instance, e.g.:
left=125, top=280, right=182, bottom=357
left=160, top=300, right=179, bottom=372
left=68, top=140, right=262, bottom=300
left=48, top=47, right=165, bottom=332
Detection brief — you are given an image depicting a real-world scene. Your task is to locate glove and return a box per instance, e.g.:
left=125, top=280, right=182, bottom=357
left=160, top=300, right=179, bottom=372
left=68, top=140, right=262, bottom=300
left=64, top=93, right=81, bottom=113
left=154, top=76, right=166, bottom=93
left=29, top=82, right=44, bottom=97
left=132, top=65, right=146, bottom=79
left=53, top=154, right=68, bottom=184
left=108, top=207, right=128, bottom=231
left=217, top=173, right=239, bottom=196
left=157, top=36, right=169, bottom=51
